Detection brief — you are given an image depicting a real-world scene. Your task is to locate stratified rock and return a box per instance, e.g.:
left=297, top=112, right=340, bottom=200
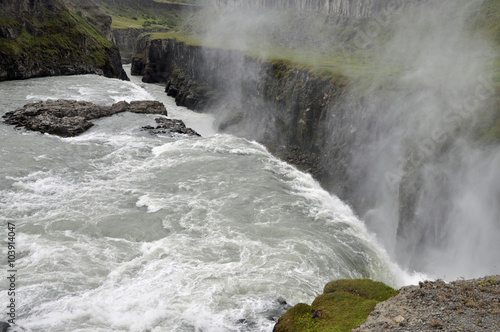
left=142, top=117, right=200, bottom=136
left=1, top=99, right=191, bottom=137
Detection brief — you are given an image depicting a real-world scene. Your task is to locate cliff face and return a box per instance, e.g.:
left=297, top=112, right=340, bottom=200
left=211, top=0, right=407, bottom=17
left=112, top=29, right=149, bottom=64
left=132, top=36, right=349, bottom=181
left=0, top=0, right=127, bottom=81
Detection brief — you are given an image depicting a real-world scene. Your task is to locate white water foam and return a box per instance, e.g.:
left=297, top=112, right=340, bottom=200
left=0, top=73, right=426, bottom=332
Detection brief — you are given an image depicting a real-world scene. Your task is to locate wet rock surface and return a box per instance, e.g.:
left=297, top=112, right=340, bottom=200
left=142, top=117, right=200, bottom=136
left=2, top=99, right=199, bottom=137
left=353, top=276, right=500, bottom=332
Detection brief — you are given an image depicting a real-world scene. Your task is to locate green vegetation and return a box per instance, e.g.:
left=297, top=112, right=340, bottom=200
left=147, top=31, right=202, bottom=46
left=110, top=16, right=146, bottom=29
left=92, top=0, right=195, bottom=31
left=0, top=3, right=123, bottom=80
left=92, top=0, right=500, bottom=142
left=274, top=279, right=399, bottom=332
left=470, top=0, right=500, bottom=47
left=110, top=14, right=182, bottom=30
left=168, top=1, right=500, bottom=83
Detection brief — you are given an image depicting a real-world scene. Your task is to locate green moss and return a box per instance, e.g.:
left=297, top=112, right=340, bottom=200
left=0, top=4, right=123, bottom=79
left=101, top=0, right=190, bottom=30
left=274, top=303, right=319, bottom=332
left=274, top=279, right=399, bottom=332
left=323, top=279, right=399, bottom=301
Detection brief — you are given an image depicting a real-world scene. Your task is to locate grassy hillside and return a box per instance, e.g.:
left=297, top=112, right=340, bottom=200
left=91, top=0, right=202, bottom=30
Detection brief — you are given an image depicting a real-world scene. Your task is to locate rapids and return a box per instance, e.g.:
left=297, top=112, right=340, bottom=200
left=0, top=68, right=421, bottom=331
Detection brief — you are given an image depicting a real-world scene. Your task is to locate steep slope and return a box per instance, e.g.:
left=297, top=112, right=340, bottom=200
left=0, top=0, right=127, bottom=81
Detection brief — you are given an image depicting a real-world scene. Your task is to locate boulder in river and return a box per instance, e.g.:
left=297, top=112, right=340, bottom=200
left=142, top=117, right=201, bottom=136
left=2, top=99, right=199, bottom=137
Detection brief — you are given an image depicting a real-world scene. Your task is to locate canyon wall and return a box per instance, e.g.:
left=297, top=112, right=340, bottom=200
left=112, top=29, right=150, bottom=64
left=211, top=0, right=409, bottom=17
left=132, top=36, right=352, bottom=192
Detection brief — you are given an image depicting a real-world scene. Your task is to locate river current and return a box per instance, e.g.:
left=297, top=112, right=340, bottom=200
left=0, top=68, right=421, bottom=331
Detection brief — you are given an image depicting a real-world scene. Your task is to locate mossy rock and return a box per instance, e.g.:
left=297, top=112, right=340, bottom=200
left=322, top=278, right=399, bottom=301
left=274, top=279, right=399, bottom=332
left=0, top=0, right=126, bottom=81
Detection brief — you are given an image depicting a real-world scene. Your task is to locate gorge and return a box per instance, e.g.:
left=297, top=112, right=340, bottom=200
left=0, top=0, right=499, bottom=330
left=131, top=0, right=500, bottom=280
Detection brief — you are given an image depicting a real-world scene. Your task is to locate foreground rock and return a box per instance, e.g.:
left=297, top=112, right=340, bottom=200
left=274, top=279, right=399, bottom=332
left=354, top=275, right=500, bottom=332
left=274, top=276, right=500, bottom=332
left=2, top=99, right=199, bottom=137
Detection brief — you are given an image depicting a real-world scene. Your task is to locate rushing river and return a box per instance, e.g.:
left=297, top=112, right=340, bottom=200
left=0, top=68, right=421, bottom=331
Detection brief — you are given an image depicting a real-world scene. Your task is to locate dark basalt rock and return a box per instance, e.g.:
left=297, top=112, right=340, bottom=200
left=0, top=321, right=10, bottom=332
left=142, top=117, right=200, bottom=137
left=2, top=99, right=197, bottom=137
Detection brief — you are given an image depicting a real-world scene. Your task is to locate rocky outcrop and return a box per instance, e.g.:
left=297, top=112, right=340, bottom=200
left=273, top=279, right=399, bottom=332
left=142, top=117, right=200, bottom=136
left=0, top=0, right=127, bottom=81
left=354, top=276, right=500, bottom=331
left=132, top=37, right=227, bottom=110
left=2, top=99, right=199, bottom=137
left=274, top=276, right=500, bottom=332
